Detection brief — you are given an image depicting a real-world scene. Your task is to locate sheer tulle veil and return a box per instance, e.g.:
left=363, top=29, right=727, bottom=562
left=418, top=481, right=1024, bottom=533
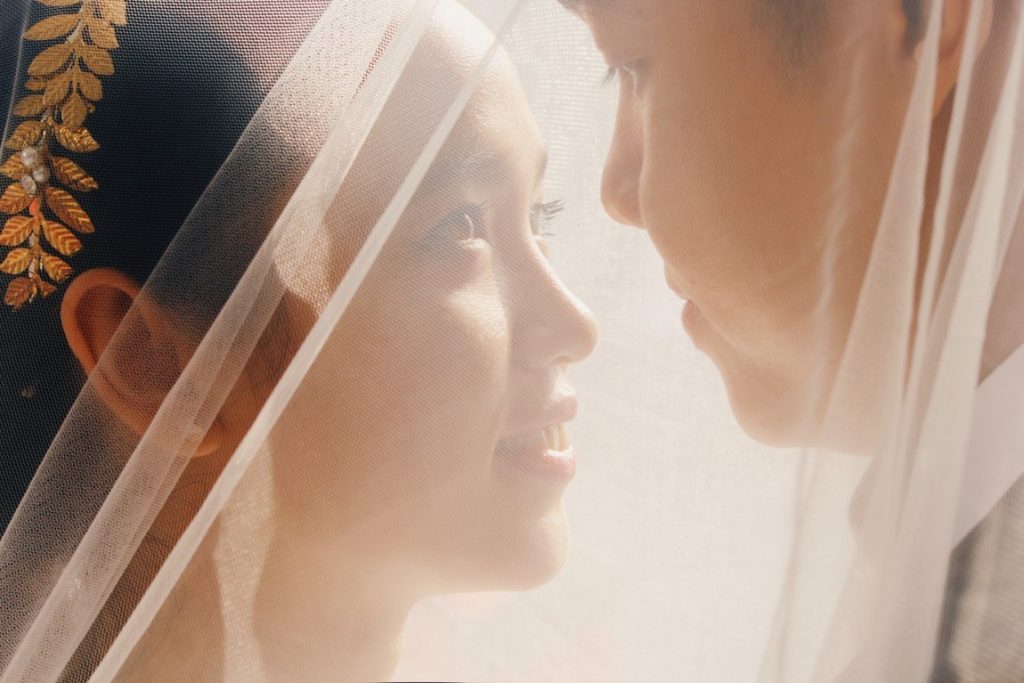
left=0, top=0, right=1021, bottom=681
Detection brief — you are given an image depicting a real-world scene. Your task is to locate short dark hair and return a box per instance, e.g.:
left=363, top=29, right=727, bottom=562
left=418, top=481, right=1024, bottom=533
left=757, top=0, right=925, bottom=64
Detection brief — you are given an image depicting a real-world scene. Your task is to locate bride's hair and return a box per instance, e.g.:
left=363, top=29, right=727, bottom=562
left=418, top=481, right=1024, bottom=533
left=0, top=5, right=309, bottom=678
left=0, top=4, right=267, bottom=532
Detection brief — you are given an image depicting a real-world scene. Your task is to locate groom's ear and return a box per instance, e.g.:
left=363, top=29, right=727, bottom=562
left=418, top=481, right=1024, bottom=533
left=922, top=0, right=994, bottom=117
left=61, top=268, right=224, bottom=456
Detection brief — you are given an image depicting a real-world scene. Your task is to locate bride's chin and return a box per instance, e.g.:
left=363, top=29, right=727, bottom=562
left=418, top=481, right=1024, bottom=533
left=428, top=505, right=572, bottom=594
left=498, top=507, right=572, bottom=590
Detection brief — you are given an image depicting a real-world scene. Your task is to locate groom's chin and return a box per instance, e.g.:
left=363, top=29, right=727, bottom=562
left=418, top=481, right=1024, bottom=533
left=718, top=362, right=817, bottom=449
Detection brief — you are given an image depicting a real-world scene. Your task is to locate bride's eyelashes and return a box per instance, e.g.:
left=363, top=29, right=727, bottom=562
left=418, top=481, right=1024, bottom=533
left=602, top=58, right=648, bottom=89
left=531, top=199, right=565, bottom=238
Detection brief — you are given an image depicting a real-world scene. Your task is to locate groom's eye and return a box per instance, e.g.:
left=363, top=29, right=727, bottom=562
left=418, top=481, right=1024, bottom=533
left=416, top=204, right=488, bottom=253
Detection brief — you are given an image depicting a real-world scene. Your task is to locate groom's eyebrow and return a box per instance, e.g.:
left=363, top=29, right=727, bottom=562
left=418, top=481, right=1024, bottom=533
left=557, top=0, right=642, bottom=17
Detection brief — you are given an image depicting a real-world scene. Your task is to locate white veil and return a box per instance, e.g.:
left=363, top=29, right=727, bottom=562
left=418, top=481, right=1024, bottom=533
left=0, top=0, right=1022, bottom=681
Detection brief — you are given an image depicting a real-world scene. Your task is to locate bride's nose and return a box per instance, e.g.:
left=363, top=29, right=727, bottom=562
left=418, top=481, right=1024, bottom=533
left=508, top=259, right=599, bottom=369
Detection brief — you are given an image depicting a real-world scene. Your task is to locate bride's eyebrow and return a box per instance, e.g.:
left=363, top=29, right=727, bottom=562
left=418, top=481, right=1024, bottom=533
left=418, top=147, right=546, bottom=197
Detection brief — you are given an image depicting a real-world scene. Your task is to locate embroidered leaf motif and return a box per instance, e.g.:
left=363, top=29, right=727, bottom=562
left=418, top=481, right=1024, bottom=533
left=4, top=277, right=35, bottom=309
left=99, top=0, right=127, bottom=25
left=0, top=184, right=33, bottom=214
left=80, top=45, right=114, bottom=76
left=43, top=220, right=82, bottom=256
left=76, top=71, right=103, bottom=101
left=0, top=248, right=33, bottom=275
left=43, top=73, right=72, bottom=106
left=13, top=95, right=46, bottom=117
left=28, top=44, right=73, bottom=76
left=0, top=216, right=35, bottom=246
left=24, top=14, right=79, bottom=41
left=4, top=121, right=45, bottom=150
left=42, top=254, right=71, bottom=282
left=45, top=186, right=94, bottom=233
left=86, top=19, right=118, bottom=49
left=0, top=156, right=28, bottom=181
left=53, top=125, right=99, bottom=153
left=5, top=0, right=124, bottom=306
left=61, top=93, right=88, bottom=129
left=37, top=279, right=57, bottom=297
left=51, top=156, right=98, bottom=191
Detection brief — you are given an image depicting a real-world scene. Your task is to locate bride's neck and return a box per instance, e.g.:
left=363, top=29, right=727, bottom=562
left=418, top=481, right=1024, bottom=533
left=253, top=522, right=414, bottom=681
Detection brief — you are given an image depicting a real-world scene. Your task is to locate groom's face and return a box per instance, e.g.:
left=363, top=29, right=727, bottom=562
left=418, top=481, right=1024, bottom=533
left=568, top=0, right=914, bottom=445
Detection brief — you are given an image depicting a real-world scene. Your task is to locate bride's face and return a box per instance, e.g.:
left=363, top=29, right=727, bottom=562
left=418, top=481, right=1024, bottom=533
left=570, top=0, right=914, bottom=446
left=273, top=2, right=598, bottom=594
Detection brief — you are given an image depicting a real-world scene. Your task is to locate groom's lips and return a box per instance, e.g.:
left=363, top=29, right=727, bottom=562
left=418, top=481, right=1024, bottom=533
left=664, top=265, right=689, bottom=300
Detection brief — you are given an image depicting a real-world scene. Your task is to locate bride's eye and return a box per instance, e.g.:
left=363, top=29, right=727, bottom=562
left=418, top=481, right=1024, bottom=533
left=416, top=204, right=487, bottom=253
left=530, top=199, right=565, bottom=238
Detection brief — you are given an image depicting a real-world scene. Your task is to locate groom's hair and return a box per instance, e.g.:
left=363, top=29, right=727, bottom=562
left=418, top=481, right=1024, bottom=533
left=760, top=0, right=925, bottom=63
left=557, top=1, right=925, bottom=63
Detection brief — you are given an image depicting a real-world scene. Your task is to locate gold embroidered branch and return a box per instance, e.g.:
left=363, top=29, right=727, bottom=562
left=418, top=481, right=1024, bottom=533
left=0, top=0, right=125, bottom=310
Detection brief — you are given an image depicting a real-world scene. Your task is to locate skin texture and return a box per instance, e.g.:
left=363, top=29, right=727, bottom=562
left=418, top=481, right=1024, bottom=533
left=568, top=0, right=992, bottom=448
left=60, top=2, right=597, bottom=679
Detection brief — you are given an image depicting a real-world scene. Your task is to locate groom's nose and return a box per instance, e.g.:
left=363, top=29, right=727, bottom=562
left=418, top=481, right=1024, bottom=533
left=601, top=96, right=644, bottom=228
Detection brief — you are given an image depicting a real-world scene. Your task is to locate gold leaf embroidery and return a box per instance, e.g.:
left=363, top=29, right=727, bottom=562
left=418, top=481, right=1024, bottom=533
left=28, top=43, right=73, bottom=76
left=80, top=45, right=115, bottom=76
left=24, top=14, right=79, bottom=41
left=51, top=156, right=98, bottom=192
left=42, top=254, right=72, bottom=282
left=13, top=95, right=46, bottom=117
left=0, top=157, right=28, bottom=181
left=43, top=73, right=72, bottom=106
left=99, top=0, right=127, bottom=26
left=37, top=279, right=57, bottom=297
left=61, top=93, right=88, bottom=130
left=0, top=248, right=33, bottom=275
left=76, top=71, right=103, bottom=101
left=4, top=121, right=45, bottom=150
left=0, top=216, right=35, bottom=247
left=53, top=125, right=100, bottom=153
left=45, top=186, right=94, bottom=233
left=43, top=220, right=82, bottom=256
left=3, top=0, right=124, bottom=308
left=86, top=19, right=119, bottom=49
left=4, top=277, right=36, bottom=309
left=0, top=184, right=33, bottom=214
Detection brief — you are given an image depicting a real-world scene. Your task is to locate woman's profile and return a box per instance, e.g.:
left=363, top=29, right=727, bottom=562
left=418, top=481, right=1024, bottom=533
left=0, top=1, right=596, bottom=680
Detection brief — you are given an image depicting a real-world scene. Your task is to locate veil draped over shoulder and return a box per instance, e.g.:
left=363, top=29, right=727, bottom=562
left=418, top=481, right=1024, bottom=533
left=0, top=0, right=1022, bottom=681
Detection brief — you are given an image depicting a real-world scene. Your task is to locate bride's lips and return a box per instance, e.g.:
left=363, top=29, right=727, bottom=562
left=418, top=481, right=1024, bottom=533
left=494, top=396, right=578, bottom=481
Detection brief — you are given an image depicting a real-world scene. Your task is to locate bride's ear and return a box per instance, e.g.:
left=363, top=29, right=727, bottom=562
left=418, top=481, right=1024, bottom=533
left=61, top=268, right=224, bottom=457
left=921, top=0, right=994, bottom=117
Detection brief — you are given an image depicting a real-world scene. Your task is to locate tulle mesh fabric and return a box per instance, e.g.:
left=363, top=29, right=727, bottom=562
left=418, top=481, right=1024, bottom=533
left=0, top=0, right=1021, bottom=681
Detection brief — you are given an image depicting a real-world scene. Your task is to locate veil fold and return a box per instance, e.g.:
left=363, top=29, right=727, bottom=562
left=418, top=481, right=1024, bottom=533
left=0, top=0, right=1022, bottom=681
